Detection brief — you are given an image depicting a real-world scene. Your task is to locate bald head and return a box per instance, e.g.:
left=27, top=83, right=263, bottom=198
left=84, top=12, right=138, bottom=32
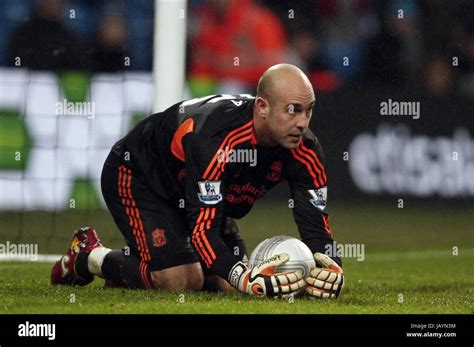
left=253, top=64, right=316, bottom=149
left=257, top=64, right=314, bottom=104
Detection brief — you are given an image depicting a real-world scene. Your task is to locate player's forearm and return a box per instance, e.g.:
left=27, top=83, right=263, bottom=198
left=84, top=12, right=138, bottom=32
left=209, top=249, right=242, bottom=282
left=188, top=214, right=241, bottom=280
left=199, top=230, right=242, bottom=279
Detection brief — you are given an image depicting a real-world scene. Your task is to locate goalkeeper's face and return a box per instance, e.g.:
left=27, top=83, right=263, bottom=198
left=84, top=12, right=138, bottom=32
left=266, top=84, right=315, bottom=149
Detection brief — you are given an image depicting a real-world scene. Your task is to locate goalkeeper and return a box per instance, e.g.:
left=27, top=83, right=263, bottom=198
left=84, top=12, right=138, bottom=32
left=51, top=64, right=344, bottom=299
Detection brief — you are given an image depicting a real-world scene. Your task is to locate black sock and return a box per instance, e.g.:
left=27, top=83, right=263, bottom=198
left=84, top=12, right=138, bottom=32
left=101, top=249, right=153, bottom=289
left=75, top=252, right=93, bottom=280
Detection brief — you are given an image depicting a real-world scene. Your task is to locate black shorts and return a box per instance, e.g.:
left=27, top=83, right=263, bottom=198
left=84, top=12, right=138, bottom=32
left=100, top=150, right=199, bottom=272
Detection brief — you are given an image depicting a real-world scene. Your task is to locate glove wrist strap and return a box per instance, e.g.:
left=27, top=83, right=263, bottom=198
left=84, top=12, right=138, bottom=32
left=228, top=261, right=247, bottom=289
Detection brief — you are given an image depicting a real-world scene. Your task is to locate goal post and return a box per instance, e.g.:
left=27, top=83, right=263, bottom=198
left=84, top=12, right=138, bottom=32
left=153, top=0, right=188, bottom=112
left=0, top=1, right=189, bottom=260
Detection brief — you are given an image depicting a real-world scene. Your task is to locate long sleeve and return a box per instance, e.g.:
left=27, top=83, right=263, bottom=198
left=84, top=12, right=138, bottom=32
left=183, top=133, right=242, bottom=279
left=286, top=139, right=342, bottom=267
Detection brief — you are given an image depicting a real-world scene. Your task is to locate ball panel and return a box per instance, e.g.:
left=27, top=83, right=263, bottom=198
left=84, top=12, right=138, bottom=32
left=249, top=235, right=316, bottom=277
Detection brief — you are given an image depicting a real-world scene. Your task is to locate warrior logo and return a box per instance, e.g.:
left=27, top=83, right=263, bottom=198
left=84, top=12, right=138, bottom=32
left=266, top=161, right=282, bottom=182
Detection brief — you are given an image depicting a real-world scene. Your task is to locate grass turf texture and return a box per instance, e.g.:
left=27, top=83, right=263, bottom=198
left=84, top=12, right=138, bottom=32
left=0, top=248, right=473, bottom=314
left=0, top=197, right=473, bottom=314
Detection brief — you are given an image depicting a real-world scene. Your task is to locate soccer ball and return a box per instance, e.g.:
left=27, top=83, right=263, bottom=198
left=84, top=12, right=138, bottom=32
left=248, top=235, right=316, bottom=278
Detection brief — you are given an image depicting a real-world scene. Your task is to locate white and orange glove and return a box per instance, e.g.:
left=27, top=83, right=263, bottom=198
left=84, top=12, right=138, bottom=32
left=305, top=253, right=344, bottom=299
left=229, top=253, right=306, bottom=298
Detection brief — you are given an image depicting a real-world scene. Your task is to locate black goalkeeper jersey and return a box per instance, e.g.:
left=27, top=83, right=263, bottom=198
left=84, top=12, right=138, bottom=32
left=116, top=94, right=338, bottom=279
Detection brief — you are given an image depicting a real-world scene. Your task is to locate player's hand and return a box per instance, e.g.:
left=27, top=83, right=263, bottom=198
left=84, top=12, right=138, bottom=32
left=305, top=253, right=344, bottom=299
left=229, top=253, right=306, bottom=298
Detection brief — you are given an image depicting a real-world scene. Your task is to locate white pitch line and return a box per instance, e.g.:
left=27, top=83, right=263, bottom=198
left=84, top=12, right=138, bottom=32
left=362, top=249, right=474, bottom=262
left=1, top=249, right=473, bottom=263
left=0, top=254, right=62, bottom=262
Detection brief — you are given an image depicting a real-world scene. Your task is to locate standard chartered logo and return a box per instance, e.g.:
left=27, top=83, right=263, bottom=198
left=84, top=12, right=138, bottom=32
left=0, top=69, right=153, bottom=210
left=349, top=124, right=474, bottom=197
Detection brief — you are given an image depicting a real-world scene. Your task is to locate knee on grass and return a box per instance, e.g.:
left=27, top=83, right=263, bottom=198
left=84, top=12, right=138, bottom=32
left=151, top=263, right=204, bottom=291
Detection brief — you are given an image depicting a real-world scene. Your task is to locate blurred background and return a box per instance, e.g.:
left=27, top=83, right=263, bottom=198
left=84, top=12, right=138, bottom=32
left=0, top=0, right=473, bottom=256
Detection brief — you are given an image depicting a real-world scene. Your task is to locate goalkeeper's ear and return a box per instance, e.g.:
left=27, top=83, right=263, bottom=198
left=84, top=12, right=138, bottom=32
left=314, top=253, right=343, bottom=273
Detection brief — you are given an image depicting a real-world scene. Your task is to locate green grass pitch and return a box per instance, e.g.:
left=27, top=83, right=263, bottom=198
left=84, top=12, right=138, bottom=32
left=0, top=196, right=473, bottom=314
left=0, top=248, right=473, bottom=314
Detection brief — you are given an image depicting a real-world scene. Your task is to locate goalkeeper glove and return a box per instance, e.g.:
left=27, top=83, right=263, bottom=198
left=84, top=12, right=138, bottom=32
left=305, top=253, right=344, bottom=299
left=228, top=253, right=306, bottom=298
